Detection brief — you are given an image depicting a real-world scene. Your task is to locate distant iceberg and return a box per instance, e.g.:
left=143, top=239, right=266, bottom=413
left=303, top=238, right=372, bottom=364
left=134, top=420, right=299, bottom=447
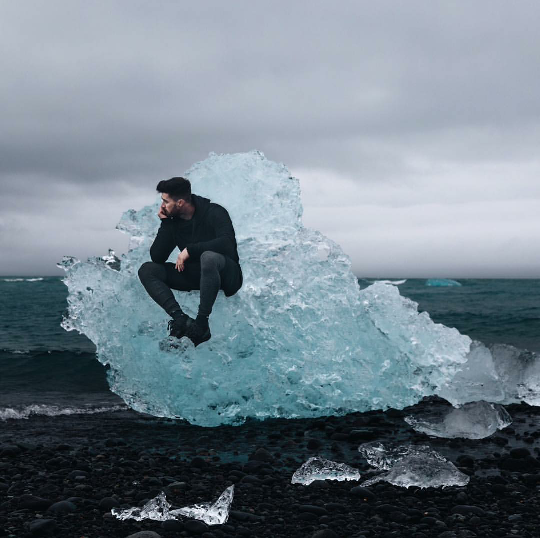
left=425, top=279, right=462, bottom=287
left=59, top=151, right=539, bottom=426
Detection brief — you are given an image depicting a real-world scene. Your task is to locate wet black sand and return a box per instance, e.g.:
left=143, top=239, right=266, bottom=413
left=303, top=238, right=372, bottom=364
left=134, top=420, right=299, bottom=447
left=1, top=398, right=539, bottom=538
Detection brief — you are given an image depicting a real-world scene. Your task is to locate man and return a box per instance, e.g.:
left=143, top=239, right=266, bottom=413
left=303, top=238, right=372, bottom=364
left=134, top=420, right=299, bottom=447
left=138, top=177, right=242, bottom=346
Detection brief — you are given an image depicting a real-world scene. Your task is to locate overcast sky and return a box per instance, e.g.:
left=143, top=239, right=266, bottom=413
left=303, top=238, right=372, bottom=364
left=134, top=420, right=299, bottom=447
left=1, top=1, right=539, bottom=277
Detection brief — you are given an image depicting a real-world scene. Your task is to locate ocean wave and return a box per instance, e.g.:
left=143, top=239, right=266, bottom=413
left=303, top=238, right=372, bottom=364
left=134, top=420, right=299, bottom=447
left=0, top=403, right=128, bottom=421
left=2, top=277, right=44, bottom=282
left=362, top=279, right=407, bottom=286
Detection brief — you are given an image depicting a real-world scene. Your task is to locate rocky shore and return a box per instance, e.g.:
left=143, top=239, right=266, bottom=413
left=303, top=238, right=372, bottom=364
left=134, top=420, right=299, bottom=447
left=1, top=398, right=539, bottom=537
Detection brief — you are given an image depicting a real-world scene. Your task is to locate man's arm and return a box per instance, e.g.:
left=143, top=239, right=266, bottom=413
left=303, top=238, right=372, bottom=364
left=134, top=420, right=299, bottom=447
left=150, top=219, right=176, bottom=263
left=186, top=206, right=237, bottom=260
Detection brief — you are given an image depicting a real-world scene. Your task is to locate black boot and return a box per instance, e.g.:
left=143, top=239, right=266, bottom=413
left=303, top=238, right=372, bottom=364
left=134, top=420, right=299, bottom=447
left=167, top=313, right=192, bottom=338
left=185, top=320, right=211, bottom=347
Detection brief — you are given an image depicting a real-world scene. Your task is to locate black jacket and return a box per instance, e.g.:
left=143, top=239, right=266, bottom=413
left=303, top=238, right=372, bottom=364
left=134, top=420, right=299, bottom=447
left=150, top=194, right=240, bottom=265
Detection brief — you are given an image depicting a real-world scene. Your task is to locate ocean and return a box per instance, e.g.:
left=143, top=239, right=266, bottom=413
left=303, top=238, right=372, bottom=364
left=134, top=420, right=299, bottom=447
left=1, top=276, right=539, bottom=421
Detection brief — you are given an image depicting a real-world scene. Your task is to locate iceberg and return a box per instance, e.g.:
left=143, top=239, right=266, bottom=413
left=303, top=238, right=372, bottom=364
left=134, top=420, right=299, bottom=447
left=404, top=401, right=512, bottom=439
left=112, top=486, right=234, bottom=525
left=58, top=151, right=538, bottom=425
left=425, top=279, right=462, bottom=287
left=291, top=457, right=361, bottom=485
left=359, top=443, right=469, bottom=489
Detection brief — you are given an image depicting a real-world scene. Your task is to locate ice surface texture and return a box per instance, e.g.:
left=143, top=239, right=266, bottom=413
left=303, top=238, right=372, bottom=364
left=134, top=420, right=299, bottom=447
left=112, top=486, right=233, bottom=525
left=291, top=457, right=361, bottom=485
left=404, top=401, right=512, bottom=439
left=59, top=151, right=538, bottom=425
left=359, top=443, right=469, bottom=489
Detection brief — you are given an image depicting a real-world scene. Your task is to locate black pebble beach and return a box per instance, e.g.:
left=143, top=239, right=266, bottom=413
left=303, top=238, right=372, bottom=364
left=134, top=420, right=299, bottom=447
left=1, top=397, right=539, bottom=538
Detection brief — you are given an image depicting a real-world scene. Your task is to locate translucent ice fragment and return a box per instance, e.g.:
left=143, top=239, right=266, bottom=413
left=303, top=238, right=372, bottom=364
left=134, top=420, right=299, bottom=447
left=359, top=443, right=469, bottom=489
left=357, top=442, right=413, bottom=471
left=100, top=249, right=121, bottom=271
left=112, top=486, right=234, bottom=526
left=171, top=485, right=234, bottom=525
left=425, top=279, right=462, bottom=287
left=404, top=401, right=512, bottom=439
left=291, top=456, right=361, bottom=485
left=112, top=491, right=172, bottom=521
left=439, top=341, right=540, bottom=407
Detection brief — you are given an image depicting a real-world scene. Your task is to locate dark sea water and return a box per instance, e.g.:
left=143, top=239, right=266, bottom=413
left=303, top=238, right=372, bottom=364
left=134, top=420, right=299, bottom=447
left=1, top=276, right=539, bottom=420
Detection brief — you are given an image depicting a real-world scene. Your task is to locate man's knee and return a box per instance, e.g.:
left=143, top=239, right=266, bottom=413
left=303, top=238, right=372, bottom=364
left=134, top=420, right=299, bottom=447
left=138, top=261, right=162, bottom=283
left=200, top=251, right=224, bottom=271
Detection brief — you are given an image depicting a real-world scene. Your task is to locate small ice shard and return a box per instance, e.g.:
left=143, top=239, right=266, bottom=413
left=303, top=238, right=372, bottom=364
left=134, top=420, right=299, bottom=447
left=112, top=491, right=172, bottom=521
left=404, top=401, right=512, bottom=439
left=425, top=278, right=462, bottom=287
left=112, top=486, right=234, bottom=525
left=171, top=485, right=234, bottom=525
left=101, top=249, right=121, bottom=271
left=291, top=456, right=361, bottom=485
left=359, top=443, right=469, bottom=489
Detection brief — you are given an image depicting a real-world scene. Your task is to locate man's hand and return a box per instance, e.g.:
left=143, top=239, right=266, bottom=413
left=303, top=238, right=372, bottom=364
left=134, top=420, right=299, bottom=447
left=158, top=207, right=168, bottom=219
left=175, top=248, right=190, bottom=272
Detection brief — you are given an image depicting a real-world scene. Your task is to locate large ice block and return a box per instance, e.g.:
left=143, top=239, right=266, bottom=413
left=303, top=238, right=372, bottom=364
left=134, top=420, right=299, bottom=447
left=59, top=151, right=537, bottom=425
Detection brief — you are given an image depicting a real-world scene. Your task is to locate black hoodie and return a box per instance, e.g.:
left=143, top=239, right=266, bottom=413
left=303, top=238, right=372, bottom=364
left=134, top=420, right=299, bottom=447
left=150, top=194, right=240, bottom=265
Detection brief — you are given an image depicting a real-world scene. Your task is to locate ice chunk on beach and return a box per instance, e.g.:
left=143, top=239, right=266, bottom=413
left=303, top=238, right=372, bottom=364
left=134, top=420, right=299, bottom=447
left=357, top=442, right=411, bottom=471
left=112, top=486, right=234, bottom=525
left=292, top=456, right=361, bottom=485
left=59, top=151, right=535, bottom=425
left=112, top=491, right=172, bottom=521
left=425, top=279, right=462, bottom=287
left=171, top=485, right=234, bottom=525
left=439, top=341, right=540, bottom=407
left=359, top=443, right=469, bottom=488
left=404, top=401, right=512, bottom=439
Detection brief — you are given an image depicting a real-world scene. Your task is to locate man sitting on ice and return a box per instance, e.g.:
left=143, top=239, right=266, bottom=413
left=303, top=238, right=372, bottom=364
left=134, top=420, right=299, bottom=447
left=138, top=177, right=243, bottom=346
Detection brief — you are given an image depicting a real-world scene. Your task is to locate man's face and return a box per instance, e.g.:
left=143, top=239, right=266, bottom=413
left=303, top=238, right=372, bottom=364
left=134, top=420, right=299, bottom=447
left=160, top=194, right=182, bottom=217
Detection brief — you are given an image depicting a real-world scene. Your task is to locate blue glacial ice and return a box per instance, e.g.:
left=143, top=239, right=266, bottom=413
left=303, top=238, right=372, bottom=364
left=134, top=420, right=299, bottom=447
left=59, top=151, right=540, bottom=426
left=425, top=279, right=462, bottom=287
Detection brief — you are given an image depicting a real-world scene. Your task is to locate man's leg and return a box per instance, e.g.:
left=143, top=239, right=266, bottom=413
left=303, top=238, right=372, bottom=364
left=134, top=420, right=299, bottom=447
left=196, top=251, right=227, bottom=325
left=180, top=251, right=227, bottom=346
left=138, top=261, right=196, bottom=319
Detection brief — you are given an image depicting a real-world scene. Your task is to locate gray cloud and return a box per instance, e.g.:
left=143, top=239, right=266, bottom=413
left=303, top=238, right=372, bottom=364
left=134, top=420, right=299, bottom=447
left=1, top=1, right=539, bottom=276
